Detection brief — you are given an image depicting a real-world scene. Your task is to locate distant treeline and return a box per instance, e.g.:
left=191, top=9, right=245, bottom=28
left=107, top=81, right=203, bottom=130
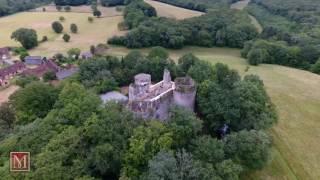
left=54, top=0, right=89, bottom=6
left=0, top=0, right=51, bottom=16
left=244, top=0, right=320, bottom=73
left=109, top=0, right=258, bottom=49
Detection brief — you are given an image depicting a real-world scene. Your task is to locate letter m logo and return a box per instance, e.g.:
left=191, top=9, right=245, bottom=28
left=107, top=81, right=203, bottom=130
left=10, top=152, right=30, bottom=172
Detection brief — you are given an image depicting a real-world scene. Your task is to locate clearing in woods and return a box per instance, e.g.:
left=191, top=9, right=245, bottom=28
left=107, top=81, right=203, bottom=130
left=0, top=6, right=124, bottom=57
left=230, top=0, right=263, bottom=33
left=144, top=0, right=204, bottom=19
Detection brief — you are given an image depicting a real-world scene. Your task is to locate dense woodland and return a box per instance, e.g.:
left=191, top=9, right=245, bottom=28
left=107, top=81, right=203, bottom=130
left=0, top=0, right=51, bottom=16
left=108, top=0, right=258, bottom=49
left=0, top=47, right=277, bottom=179
left=244, top=0, right=320, bottom=73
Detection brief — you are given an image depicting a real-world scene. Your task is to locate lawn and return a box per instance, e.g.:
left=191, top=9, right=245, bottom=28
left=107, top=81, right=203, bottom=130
left=0, top=8, right=124, bottom=57
left=144, top=0, right=204, bottom=19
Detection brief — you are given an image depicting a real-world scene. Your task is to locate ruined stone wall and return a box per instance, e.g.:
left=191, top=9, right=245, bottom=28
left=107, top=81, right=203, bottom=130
left=173, top=77, right=196, bottom=111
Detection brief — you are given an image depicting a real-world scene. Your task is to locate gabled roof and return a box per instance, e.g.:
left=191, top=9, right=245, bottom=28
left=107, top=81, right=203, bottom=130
left=22, top=60, right=60, bottom=78
left=0, top=62, right=26, bottom=80
left=56, top=67, right=79, bottom=80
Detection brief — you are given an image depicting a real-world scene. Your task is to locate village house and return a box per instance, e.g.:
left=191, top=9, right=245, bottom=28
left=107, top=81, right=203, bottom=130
left=0, top=62, right=26, bottom=86
left=81, top=52, right=93, bottom=60
left=0, top=47, right=11, bottom=64
left=24, top=56, right=45, bottom=65
left=56, top=66, right=79, bottom=80
left=22, top=59, right=61, bottom=78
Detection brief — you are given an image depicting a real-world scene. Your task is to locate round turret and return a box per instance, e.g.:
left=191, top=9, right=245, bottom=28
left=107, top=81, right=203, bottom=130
left=173, top=77, right=196, bottom=111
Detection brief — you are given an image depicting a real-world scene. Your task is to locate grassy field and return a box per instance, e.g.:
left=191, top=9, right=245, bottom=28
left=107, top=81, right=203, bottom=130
left=0, top=8, right=123, bottom=57
left=144, top=0, right=204, bottom=19
left=230, top=0, right=263, bottom=33
left=108, top=45, right=320, bottom=180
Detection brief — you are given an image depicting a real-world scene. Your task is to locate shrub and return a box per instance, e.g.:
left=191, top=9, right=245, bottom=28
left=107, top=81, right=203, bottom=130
left=70, top=23, right=78, bottom=33
left=63, top=33, right=71, bottom=42
left=88, top=17, right=94, bottom=23
left=20, top=51, right=29, bottom=61
left=52, top=21, right=64, bottom=33
left=41, top=36, right=48, bottom=42
left=64, top=6, right=71, bottom=12
left=59, top=16, right=65, bottom=22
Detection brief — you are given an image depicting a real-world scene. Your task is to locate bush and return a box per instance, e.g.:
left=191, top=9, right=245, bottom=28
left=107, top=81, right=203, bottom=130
left=11, top=28, right=38, bottom=49
left=41, top=36, right=48, bottom=42
left=43, top=71, right=57, bottom=82
left=20, top=51, right=29, bottom=61
left=88, top=17, right=94, bottom=23
left=107, top=36, right=127, bottom=45
left=59, top=16, right=65, bottom=22
left=70, top=23, right=78, bottom=33
left=63, top=33, right=71, bottom=42
left=56, top=5, right=62, bottom=11
left=52, top=21, right=64, bottom=33
left=311, top=59, right=320, bottom=74
left=64, top=6, right=71, bottom=12
left=247, top=48, right=270, bottom=65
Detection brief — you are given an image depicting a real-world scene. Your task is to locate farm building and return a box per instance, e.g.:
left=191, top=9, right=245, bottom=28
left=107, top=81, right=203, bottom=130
left=22, top=60, right=61, bottom=78
left=0, top=62, right=26, bottom=86
left=56, top=67, right=79, bottom=80
left=24, top=56, right=45, bottom=65
left=0, top=47, right=11, bottom=63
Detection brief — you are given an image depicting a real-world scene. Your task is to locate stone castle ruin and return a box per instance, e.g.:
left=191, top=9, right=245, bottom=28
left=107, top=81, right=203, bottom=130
left=128, top=69, right=196, bottom=120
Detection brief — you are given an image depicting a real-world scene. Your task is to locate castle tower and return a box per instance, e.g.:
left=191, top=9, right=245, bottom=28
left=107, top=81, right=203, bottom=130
left=129, top=73, right=151, bottom=101
left=162, top=68, right=172, bottom=88
left=173, top=77, right=196, bottom=111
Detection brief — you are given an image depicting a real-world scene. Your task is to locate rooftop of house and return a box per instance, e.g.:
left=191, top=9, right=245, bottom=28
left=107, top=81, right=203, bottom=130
left=22, top=60, right=60, bottom=78
left=0, top=62, right=26, bottom=80
left=24, top=56, right=44, bottom=64
left=0, top=47, right=9, bottom=55
left=56, top=67, right=79, bottom=80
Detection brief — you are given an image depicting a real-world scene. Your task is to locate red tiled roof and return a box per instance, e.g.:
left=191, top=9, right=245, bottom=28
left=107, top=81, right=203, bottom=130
left=0, top=62, right=26, bottom=80
left=22, top=60, right=60, bottom=78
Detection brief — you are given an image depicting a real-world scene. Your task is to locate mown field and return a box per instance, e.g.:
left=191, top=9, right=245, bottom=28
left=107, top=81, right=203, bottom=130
left=0, top=7, right=123, bottom=57
left=109, top=46, right=320, bottom=180
left=144, top=0, right=204, bottom=19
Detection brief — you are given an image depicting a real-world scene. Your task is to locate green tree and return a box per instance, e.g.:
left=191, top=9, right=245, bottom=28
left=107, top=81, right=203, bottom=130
left=144, top=150, right=200, bottom=180
left=224, top=130, right=272, bottom=170
left=122, top=121, right=173, bottom=178
left=197, top=64, right=277, bottom=133
left=0, top=103, right=16, bottom=129
left=247, top=48, right=270, bottom=65
left=67, top=48, right=81, bottom=59
left=11, top=28, right=38, bottom=49
left=9, top=82, right=59, bottom=124
left=215, top=160, right=242, bottom=180
left=52, top=21, right=64, bottom=33
left=177, top=53, right=198, bottom=76
left=59, top=16, right=65, bottom=22
left=191, top=136, right=225, bottom=164
left=56, top=5, right=62, bottom=11
left=311, top=59, right=320, bottom=74
left=93, top=10, right=102, bottom=17
left=88, top=16, right=94, bottom=23
left=63, top=33, right=71, bottom=42
left=187, top=60, right=215, bottom=83
left=70, top=23, right=78, bottom=33
left=64, top=5, right=71, bottom=12
left=19, top=51, right=29, bottom=61
left=15, top=75, right=39, bottom=88
left=167, top=106, right=202, bottom=149
left=43, top=71, right=57, bottom=82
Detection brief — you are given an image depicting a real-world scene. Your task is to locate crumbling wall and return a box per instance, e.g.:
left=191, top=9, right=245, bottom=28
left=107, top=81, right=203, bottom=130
left=173, top=77, right=196, bottom=111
